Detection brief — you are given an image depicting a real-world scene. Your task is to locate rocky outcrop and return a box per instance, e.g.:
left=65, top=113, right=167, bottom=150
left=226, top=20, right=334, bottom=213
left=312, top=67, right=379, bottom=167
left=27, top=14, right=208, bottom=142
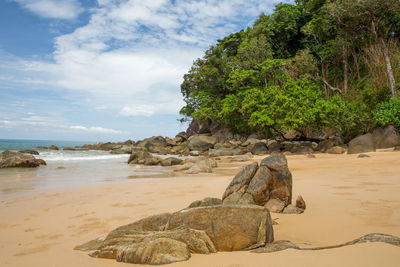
left=347, top=133, right=376, bottom=154
left=128, top=151, right=161, bottom=166
left=63, top=147, right=76, bottom=151
left=160, top=157, right=183, bottom=166
left=0, top=150, right=46, bottom=168
left=187, top=135, right=217, bottom=151
left=371, top=125, right=400, bottom=149
left=222, top=154, right=292, bottom=210
left=76, top=205, right=274, bottom=264
left=18, top=149, right=39, bottom=155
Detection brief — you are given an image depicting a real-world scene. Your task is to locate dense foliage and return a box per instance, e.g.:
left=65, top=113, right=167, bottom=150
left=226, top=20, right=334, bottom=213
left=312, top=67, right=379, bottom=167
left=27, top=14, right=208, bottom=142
left=180, top=0, right=400, bottom=140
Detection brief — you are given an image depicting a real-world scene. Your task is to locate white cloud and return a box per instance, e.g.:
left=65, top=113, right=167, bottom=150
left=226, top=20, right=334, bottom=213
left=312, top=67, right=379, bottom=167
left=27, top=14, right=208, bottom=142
left=0, top=120, right=123, bottom=135
left=70, top=125, right=124, bottom=134
left=12, top=0, right=84, bottom=20
left=1, top=0, right=290, bottom=137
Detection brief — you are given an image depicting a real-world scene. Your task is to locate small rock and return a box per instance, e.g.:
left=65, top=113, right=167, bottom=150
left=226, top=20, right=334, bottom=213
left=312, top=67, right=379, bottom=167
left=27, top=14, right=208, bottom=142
left=306, top=154, right=316, bottom=158
left=282, top=204, right=303, bottom=214
left=264, top=199, right=285, bottom=213
left=358, top=154, right=370, bottom=158
left=230, top=153, right=253, bottom=162
left=326, top=146, right=346, bottom=154
left=295, top=195, right=306, bottom=210
left=18, top=149, right=39, bottom=155
left=36, top=146, right=48, bottom=149
left=187, top=197, right=222, bottom=208
left=49, top=145, right=59, bottom=150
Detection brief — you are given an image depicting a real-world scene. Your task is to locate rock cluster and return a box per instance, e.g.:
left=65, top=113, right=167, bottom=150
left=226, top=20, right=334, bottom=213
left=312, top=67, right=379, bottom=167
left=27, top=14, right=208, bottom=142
left=221, top=154, right=296, bottom=213
left=76, top=205, right=274, bottom=265
left=0, top=150, right=46, bottom=168
left=348, top=125, right=400, bottom=154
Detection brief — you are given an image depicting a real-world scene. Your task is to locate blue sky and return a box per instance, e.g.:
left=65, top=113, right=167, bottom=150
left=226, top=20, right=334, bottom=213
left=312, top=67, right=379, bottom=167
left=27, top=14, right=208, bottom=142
left=0, top=0, right=291, bottom=142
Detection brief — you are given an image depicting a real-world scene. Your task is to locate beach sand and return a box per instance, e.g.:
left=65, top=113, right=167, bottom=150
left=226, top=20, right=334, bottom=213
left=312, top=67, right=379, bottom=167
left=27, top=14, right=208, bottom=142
left=1, top=151, right=400, bottom=266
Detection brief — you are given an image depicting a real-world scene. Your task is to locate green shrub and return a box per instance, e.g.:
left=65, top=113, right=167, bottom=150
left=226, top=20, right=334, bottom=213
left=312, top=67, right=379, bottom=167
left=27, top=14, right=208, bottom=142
left=374, top=98, right=400, bottom=130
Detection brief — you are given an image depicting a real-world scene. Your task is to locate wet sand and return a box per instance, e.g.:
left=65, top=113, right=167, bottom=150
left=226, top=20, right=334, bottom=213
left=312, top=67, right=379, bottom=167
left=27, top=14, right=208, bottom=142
left=1, top=151, right=400, bottom=266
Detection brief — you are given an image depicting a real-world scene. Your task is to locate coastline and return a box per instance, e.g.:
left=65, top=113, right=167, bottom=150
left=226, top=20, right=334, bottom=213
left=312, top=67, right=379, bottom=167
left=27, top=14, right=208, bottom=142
left=1, top=151, right=400, bottom=266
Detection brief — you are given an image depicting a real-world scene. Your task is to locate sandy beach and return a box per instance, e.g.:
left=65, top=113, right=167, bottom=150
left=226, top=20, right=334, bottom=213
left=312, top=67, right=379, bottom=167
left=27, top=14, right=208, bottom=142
left=1, top=151, right=400, bottom=266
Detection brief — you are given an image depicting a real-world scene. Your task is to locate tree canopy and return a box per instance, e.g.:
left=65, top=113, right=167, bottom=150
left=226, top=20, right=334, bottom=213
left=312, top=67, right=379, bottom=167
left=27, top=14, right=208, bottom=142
left=180, top=0, right=400, bottom=140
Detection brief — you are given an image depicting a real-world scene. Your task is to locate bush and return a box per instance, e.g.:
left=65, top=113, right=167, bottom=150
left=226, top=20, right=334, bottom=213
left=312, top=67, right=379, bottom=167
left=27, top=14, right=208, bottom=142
left=374, top=98, right=400, bottom=130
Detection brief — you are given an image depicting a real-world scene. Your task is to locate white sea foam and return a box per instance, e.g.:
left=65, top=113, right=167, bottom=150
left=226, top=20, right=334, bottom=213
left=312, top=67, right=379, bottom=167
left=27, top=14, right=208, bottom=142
left=37, top=151, right=129, bottom=162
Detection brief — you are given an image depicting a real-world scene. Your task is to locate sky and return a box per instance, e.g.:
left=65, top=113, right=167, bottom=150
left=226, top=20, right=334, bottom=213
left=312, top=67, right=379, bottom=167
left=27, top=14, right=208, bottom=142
left=0, top=0, right=292, bottom=142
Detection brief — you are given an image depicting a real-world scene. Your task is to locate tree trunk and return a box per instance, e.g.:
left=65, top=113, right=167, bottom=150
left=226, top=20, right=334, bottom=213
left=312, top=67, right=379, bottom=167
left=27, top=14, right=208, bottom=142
left=371, top=20, right=397, bottom=98
left=353, top=52, right=361, bottom=80
left=343, top=48, right=348, bottom=94
left=378, top=36, right=397, bottom=98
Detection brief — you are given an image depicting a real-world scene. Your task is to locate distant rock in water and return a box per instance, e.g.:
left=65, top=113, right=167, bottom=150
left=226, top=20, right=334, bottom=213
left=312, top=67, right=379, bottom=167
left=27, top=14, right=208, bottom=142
left=63, top=147, right=76, bottom=151
left=18, top=149, right=39, bottom=155
left=0, top=150, right=46, bottom=168
left=49, top=145, right=59, bottom=150
left=36, top=146, right=48, bottom=149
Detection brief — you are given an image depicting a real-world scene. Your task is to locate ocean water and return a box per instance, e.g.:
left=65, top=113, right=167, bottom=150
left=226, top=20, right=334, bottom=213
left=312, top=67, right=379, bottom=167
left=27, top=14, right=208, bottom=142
left=0, top=139, right=173, bottom=200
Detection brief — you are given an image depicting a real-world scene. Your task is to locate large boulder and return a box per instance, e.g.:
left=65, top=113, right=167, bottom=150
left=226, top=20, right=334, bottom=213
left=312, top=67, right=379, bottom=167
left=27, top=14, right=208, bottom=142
left=222, top=154, right=292, bottom=208
left=187, top=135, right=217, bottom=151
left=76, top=205, right=274, bottom=264
left=128, top=151, right=161, bottom=166
left=372, top=125, right=400, bottom=149
left=348, top=133, right=376, bottom=154
left=0, top=150, right=46, bottom=168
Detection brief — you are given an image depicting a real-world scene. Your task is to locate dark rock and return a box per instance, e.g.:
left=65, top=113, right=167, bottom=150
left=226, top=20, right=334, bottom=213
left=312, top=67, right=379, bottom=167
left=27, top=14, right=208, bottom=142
left=49, top=145, right=59, bottom=150
left=348, top=133, right=376, bottom=154
left=187, top=197, right=222, bottom=208
left=62, top=147, right=76, bottom=151
left=372, top=125, right=400, bottom=149
left=0, top=150, right=47, bottom=168
left=36, top=146, right=48, bottom=149
left=306, top=154, right=316, bottom=158
left=295, top=195, right=306, bottom=210
left=251, top=142, right=268, bottom=155
left=358, top=154, right=370, bottom=158
left=267, top=140, right=281, bottom=152
left=283, top=130, right=301, bottom=141
left=18, top=149, right=39, bottom=155
left=187, top=135, right=217, bottom=151
left=316, top=139, right=338, bottom=152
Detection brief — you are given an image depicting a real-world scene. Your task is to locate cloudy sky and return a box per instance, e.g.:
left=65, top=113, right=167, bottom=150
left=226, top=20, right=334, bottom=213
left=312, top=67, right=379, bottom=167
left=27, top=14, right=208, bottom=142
left=0, top=0, right=291, bottom=142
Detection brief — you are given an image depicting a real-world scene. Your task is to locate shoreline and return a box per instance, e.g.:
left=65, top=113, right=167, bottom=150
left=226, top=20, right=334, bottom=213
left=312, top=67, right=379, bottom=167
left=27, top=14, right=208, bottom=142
left=1, top=151, right=400, bottom=266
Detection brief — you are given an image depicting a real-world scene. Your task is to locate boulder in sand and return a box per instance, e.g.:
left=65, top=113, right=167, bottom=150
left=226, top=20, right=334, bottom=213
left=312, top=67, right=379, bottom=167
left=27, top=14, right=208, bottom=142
left=128, top=151, right=161, bottom=166
left=222, top=154, right=292, bottom=208
left=76, top=205, right=274, bottom=264
left=347, top=133, right=375, bottom=154
left=372, top=125, right=400, bottom=149
left=0, top=150, right=46, bottom=168
left=187, top=135, right=217, bottom=151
